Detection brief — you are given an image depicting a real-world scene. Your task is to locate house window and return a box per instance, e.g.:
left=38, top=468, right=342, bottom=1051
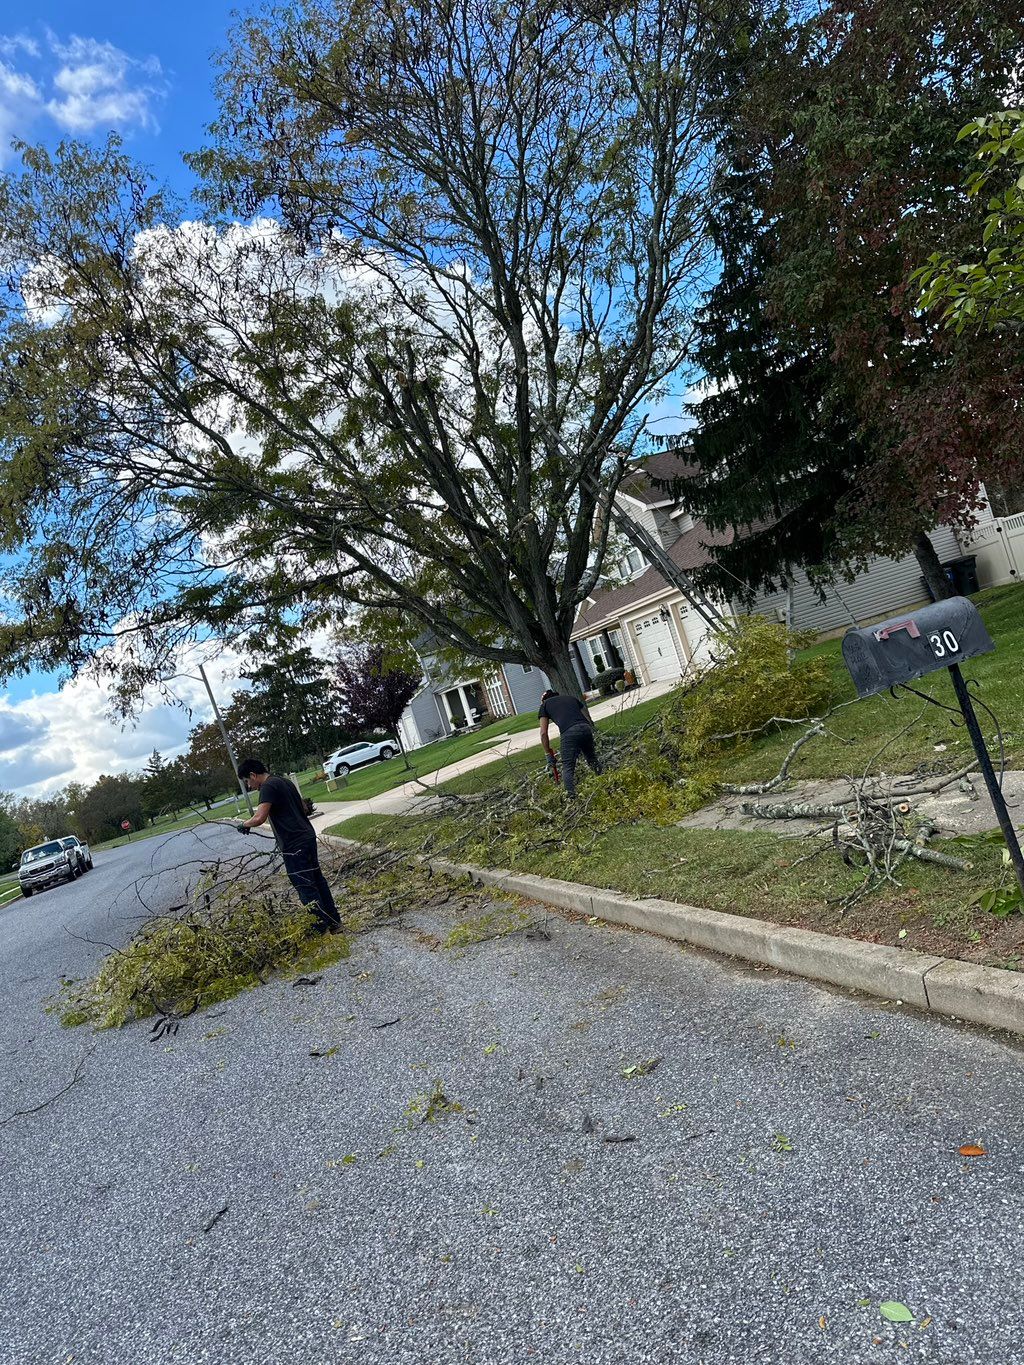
left=485, top=674, right=511, bottom=718
left=583, top=638, right=606, bottom=673
left=620, top=548, right=646, bottom=578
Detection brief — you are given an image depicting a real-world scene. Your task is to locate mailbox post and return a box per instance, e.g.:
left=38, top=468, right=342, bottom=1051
left=842, top=597, right=1024, bottom=896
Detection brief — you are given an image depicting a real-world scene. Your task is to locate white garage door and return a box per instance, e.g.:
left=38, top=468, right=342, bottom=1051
left=632, top=614, right=680, bottom=682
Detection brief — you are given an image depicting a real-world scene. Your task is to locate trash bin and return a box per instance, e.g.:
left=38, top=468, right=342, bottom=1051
left=945, top=555, right=979, bottom=596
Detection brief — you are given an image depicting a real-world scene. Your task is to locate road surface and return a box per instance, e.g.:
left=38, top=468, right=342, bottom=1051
left=1, top=822, right=1023, bottom=1364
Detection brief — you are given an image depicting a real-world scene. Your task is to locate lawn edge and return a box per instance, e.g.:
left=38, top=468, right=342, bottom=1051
left=324, top=833, right=1024, bottom=1038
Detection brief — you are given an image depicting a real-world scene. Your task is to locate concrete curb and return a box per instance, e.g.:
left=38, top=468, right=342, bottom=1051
left=324, top=835, right=1024, bottom=1037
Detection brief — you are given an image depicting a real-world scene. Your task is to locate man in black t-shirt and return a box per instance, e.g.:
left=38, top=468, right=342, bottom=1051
left=538, top=689, right=604, bottom=799
left=235, top=757, right=340, bottom=932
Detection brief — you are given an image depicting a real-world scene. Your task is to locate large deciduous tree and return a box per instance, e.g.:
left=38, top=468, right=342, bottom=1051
left=684, top=0, right=1024, bottom=601
left=0, top=0, right=732, bottom=703
left=74, top=774, right=145, bottom=843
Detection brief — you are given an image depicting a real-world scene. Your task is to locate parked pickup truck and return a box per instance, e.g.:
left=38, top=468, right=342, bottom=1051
left=18, top=836, right=92, bottom=897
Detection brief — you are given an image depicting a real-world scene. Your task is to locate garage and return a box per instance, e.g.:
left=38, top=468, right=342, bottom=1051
left=631, top=612, right=681, bottom=682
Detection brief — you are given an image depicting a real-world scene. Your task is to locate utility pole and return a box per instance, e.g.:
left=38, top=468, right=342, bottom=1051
left=197, top=663, right=253, bottom=814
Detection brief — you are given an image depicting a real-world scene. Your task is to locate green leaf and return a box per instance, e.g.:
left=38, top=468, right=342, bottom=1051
left=880, top=1301, right=914, bottom=1323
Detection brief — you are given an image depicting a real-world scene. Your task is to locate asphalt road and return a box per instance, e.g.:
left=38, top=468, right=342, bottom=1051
left=2, top=824, right=1024, bottom=1365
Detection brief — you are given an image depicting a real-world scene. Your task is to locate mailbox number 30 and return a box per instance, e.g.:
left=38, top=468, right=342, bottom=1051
left=929, top=630, right=960, bottom=658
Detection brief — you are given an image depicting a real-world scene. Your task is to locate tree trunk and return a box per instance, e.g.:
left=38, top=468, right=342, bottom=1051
left=396, top=734, right=412, bottom=771
left=914, top=530, right=952, bottom=601
left=542, top=644, right=584, bottom=699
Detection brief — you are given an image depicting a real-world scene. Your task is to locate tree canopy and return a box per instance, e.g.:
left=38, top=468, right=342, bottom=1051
left=916, top=111, right=1024, bottom=334
left=234, top=644, right=350, bottom=769
left=0, top=0, right=733, bottom=701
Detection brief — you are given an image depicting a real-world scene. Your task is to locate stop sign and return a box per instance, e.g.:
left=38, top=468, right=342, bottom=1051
left=121, top=820, right=131, bottom=830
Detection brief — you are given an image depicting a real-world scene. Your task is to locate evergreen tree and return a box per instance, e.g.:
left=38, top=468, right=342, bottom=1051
left=684, top=0, right=1024, bottom=600
left=683, top=10, right=876, bottom=600
left=238, top=646, right=348, bottom=771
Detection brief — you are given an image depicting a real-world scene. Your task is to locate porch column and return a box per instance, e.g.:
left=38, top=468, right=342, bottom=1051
left=458, top=683, right=476, bottom=723
left=572, top=641, right=592, bottom=687
left=600, top=630, right=623, bottom=668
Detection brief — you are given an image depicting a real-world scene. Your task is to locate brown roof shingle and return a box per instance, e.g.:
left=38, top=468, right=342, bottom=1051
left=573, top=521, right=735, bottom=636
left=617, top=448, right=698, bottom=507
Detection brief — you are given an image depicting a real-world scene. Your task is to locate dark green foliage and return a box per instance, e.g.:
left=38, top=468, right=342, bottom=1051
left=590, top=667, right=625, bottom=695
left=237, top=646, right=350, bottom=770
left=74, top=773, right=146, bottom=843
left=0, top=804, right=21, bottom=871
left=684, top=0, right=1024, bottom=595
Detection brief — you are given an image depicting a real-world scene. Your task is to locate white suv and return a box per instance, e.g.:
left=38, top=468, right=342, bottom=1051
left=325, top=738, right=399, bottom=778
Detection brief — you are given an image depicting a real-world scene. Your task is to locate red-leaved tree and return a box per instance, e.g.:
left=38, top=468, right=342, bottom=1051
left=335, top=646, right=421, bottom=770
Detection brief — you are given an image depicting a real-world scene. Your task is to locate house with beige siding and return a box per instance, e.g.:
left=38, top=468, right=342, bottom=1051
left=568, top=451, right=1005, bottom=690
left=394, top=452, right=1020, bottom=749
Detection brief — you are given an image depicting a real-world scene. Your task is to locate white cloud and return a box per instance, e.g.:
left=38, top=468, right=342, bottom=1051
left=0, top=622, right=339, bottom=799
left=0, top=29, right=166, bottom=162
left=0, top=59, right=41, bottom=155
left=0, top=34, right=40, bottom=60
left=0, top=647, right=244, bottom=799
left=45, top=34, right=165, bottom=134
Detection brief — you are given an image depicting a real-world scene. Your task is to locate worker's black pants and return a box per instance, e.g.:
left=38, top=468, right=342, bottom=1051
left=560, top=723, right=603, bottom=799
left=281, top=838, right=340, bottom=931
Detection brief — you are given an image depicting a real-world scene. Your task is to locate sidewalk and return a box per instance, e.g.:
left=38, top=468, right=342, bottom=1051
left=309, top=678, right=677, bottom=834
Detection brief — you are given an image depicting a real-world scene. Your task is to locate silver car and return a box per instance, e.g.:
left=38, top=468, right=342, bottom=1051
left=325, top=738, right=399, bottom=778
left=18, top=839, right=84, bottom=896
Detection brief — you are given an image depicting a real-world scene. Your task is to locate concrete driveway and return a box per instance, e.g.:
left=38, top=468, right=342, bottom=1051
left=2, top=822, right=1023, bottom=1364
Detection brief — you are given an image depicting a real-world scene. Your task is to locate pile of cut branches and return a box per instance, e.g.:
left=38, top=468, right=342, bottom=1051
left=54, top=836, right=525, bottom=1032
left=416, top=618, right=836, bottom=876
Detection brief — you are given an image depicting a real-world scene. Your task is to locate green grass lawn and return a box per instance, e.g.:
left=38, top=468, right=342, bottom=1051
left=434, top=582, right=1024, bottom=799
left=295, top=711, right=543, bottom=804
left=326, top=810, right=1023, bottom=969
left=714, top=581, right=1024, bottom=786
left=321, top=584, right=1024, bottom=966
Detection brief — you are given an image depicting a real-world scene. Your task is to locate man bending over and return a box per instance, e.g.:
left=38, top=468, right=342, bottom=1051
left=538, top=688, right=604, bottom=800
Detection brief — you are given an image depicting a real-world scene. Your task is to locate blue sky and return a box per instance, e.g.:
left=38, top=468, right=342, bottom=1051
left=0, top=3, right=245, bottom=795
left=0, top=3, right=235, bottom=197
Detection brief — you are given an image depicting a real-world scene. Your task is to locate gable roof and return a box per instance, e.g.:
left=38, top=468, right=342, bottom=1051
left=573, top=519, right=735, bottom=635
left=617, top=448, right=698, bottom=507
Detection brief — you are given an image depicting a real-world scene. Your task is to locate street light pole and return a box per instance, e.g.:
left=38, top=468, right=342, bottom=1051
left=197, top=663, right=253, bottom=814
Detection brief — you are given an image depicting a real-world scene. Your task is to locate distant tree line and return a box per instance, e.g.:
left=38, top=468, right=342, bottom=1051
left=1, top=642, right=421, bottom=856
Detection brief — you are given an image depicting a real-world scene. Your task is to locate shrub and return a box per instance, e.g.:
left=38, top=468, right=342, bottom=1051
left=592, top=667, right=626, bottom=695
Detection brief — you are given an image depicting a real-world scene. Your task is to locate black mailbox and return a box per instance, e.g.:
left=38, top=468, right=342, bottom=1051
left=841, top=596, right=994, bottom=699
